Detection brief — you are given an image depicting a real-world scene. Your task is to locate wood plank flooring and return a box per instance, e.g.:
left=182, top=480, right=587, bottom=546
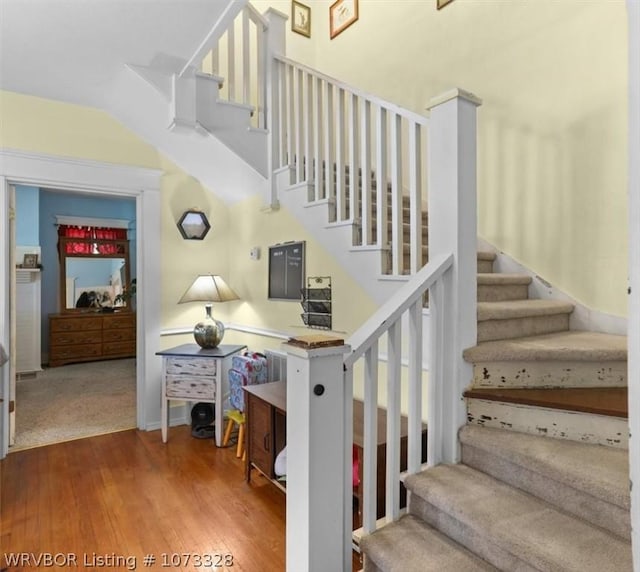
left=1, top=427, right=286, bottom=571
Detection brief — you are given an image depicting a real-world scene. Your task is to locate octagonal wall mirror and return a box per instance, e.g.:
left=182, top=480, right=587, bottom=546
left=177, top=209, right=211, bottom=240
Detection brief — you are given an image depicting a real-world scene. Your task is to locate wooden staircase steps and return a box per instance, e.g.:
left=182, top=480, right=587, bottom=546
left=463, top=387, right=627, bottom=418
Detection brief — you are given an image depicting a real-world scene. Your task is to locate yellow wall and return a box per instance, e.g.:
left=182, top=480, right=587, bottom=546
left=223, top=193, right=376, bottom=351
left=255, top=0, right=629, bottom=317
left=1, top=0, right=630, bottom=320
left=0, top=90, right=376, bottom=347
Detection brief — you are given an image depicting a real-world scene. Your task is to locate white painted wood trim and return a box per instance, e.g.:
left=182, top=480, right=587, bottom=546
left=390, top=113, right=403, bottom=274
left=242, top=9, right=251, bottom=107
left=361, top=100, right=373, bottom=245
left=335, top=88, right=346, bottom=221
left=179, top=0, right=248, bottom=77
left=54, top=215, right=131, bottom=229
left=375, top=106, right=388, bottom=251
left=348, top=92, right=359, bottom=225
left=0, top=177, right=10, bottom=458
left=274, top=55, right=429, bottom=126
left=626, top=1, right=640, bottom=569
left=0, top=148, right=161, bottom=192
left=385, top=321, right=401, bottom=520
left=314, top=76, right=324, bottom=202
left=345, top=253, right=453, bottom=368
left=0, top=150, right=162, bottom=458
left=426, top=87, right=483, bottom=110
left=409, top=122, right=423, bottom=275
left=362, top=342, right=379, bottom=535
left=408, top=298, right=423, bottom=473
left=284, top=342, right=351, bottom=572
left=427, top=89, right=480, bottom=464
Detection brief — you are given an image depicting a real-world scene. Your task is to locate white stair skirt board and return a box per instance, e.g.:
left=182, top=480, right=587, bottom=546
left=470, top=360, right=627, bottom=389
left=108, top=64, right=268, bottom=204
left=477, top=237, right=628, bottom=336
left=466, top=398, right=628, bottom=449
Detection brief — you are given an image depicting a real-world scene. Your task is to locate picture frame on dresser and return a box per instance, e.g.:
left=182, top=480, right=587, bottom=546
left=22, top=253, right=38, bottom=268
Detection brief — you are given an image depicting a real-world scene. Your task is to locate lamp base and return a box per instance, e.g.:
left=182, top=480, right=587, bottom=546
left=193, top=305, right=225, bottom=348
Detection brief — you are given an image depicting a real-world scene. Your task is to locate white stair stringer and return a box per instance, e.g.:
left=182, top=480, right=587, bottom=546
left=194, top=72, right=268, bottom=176
left=104, top=64, right=268, bottom=205
left=274, top=166, right=406, bottom=306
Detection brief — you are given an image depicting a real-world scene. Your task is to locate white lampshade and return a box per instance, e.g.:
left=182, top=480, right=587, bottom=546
left=178, top=275, right=239, bottom=349
left=178, top=275, right=240, bottom=304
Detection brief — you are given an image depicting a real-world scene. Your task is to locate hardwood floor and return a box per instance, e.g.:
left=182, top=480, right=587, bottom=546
left=1, top=427, right=286, bottom=571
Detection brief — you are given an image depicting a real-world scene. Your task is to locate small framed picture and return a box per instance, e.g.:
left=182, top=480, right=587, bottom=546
left=330, top=0, right=358, bottom=39
left=23, top=253, right=38, bottom=268
left=292, top=0, right=311, bottom=38
left=437, top=0, right=455, bottom=9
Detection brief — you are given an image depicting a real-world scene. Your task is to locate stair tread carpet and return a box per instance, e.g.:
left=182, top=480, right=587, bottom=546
left=477, top=251, right=496, bottom=262
left=459, top=425, right=630, bottom=510
left=477, top=299, right=574, bottom=321
left=477, top=272, right=532, bottom=285
left=463, top=386, right=628, bottom=417
left=361, top=514, right=497, bottom=572
left=405, top=464, right=632, bottom=572
left=464, top=330, right=628, bottom=362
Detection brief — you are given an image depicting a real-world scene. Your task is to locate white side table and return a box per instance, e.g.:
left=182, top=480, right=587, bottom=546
left=157, top=343, right=246, bottom=447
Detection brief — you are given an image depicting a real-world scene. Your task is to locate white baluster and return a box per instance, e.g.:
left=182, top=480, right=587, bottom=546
left=409, top=122, right=424, bottom=274
left=385, top=320, right=401, bottom=521
left=360, top=100, right=372, bottom=245
left=390, top=112, right=402, bottom=275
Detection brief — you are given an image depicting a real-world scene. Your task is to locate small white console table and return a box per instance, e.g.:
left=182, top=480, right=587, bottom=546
left=156, top=343, right=246, bottom=447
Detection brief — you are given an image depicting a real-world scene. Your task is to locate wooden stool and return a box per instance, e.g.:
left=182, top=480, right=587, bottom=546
left=222, top=409, right=246, bottom=459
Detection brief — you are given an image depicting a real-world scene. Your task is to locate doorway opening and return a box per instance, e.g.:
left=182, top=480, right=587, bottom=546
left=12, top=186, right=137, bottom=451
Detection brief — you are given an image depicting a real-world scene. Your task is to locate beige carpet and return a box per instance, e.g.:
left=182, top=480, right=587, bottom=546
left=13, top=358, right=136, bottom=451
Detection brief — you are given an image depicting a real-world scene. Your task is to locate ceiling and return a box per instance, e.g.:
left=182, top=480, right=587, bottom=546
left=0, top=0, right=236, bottom=108
left=0, top=0, right=270, bottom=203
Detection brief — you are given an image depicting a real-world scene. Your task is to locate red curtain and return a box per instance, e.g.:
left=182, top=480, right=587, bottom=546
left=58, top=225, right=127, bottom=255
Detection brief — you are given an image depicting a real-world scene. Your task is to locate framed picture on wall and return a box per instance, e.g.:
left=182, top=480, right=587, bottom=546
left=330, top=0, right=359, bottom=39
left=22, top=253, right=38, bottom=268
left=292, top=0, right=311, bottom=38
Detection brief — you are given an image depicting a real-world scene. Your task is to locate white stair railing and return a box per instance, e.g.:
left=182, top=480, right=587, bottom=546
left=174, top=8, right=481, bottom=570
left=187, top=3, right=270, bottom=130
left=273, top=56, right=429, bottom=275
left=283, top=90, right=480, bottom=572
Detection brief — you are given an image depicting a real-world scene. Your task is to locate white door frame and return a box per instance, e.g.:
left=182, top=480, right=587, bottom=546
left=627, top=1, right=640, bottom=569
left=0, top=149, right=163, bottom=459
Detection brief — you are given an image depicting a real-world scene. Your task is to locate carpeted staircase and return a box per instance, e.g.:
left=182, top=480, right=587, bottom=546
left=360, top=251, right=631, bottom=571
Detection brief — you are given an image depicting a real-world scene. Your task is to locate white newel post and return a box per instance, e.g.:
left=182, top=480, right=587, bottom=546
left=427, top=88, right=481, bottom=465
left=284, top=341, right=351, bottom=572
left=265, top=8, right=288, bottom=209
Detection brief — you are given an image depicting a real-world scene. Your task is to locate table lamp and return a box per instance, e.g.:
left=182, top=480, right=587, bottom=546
left=178, top=275, right=240, bottom=348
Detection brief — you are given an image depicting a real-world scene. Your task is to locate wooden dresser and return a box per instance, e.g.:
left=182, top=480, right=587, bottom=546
left=49, top=312, right=136, bottom=367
